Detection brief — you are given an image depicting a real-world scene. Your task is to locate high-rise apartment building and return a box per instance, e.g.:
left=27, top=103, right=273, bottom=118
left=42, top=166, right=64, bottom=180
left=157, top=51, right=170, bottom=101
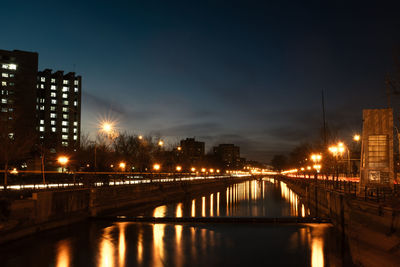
left=213, top=144, right=241, bottom=170
left=37, top=69, right=81, bottom=151
left=179, top=138, right=205, bottom=164
left=0, top=50, right=38, bottom=139
left=0, top=49, right=81, bottom=156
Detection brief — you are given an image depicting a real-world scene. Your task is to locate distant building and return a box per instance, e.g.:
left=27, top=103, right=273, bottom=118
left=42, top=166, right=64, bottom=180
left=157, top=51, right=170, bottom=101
left=213, top=144, right=241, bottom=170
left=0, top=49, right=81, bottom=161
left=37, top=69, right=81, bottom=151
left=180, top=138, right=205, bottom=166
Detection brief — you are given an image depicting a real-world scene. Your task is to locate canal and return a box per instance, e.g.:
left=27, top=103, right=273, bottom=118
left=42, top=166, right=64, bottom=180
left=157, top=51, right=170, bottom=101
left=0, top=178, right=354, bottom=266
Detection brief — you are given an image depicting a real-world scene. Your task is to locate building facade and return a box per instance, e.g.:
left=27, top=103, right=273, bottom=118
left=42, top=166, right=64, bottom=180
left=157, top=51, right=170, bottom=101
left=179, top=138, right=205, bottom=167
left=0, top=50, right=38, bottom=139
left=0, top=49, right=81, bottom=167
left=37, top=69, right=81, bottom=151
left=213, top=144, right=241, bottom=170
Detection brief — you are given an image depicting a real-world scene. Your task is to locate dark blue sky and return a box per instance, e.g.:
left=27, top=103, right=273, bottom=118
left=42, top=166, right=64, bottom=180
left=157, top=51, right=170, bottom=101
left=2, top=1, right=400, bottom=162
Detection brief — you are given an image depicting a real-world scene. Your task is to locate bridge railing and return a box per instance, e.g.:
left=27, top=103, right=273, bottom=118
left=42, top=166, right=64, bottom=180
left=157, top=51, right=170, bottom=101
left=0, top=170, right=252, bottom=194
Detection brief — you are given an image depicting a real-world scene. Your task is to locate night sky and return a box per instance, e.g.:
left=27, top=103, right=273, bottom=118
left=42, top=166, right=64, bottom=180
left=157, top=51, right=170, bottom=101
left=2, top=1, right=400, bottom=162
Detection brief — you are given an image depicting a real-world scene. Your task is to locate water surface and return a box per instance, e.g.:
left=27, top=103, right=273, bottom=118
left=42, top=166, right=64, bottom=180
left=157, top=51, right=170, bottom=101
left=0, top=178, right=353, bottom=266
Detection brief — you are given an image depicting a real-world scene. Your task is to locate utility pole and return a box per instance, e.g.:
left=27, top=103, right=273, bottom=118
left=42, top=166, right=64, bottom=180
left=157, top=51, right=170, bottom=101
left=322, top=90, right=327, bottom=146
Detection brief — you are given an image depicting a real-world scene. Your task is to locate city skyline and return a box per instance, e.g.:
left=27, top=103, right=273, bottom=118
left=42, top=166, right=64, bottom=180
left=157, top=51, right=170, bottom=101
left=2, top=1, right=400, bottom=162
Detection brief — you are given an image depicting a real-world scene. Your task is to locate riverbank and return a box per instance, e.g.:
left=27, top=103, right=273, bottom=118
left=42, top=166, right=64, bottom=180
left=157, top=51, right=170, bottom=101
left=0, top=176, right=252, bottom=244
left=276, top=175, right=400, bottom=267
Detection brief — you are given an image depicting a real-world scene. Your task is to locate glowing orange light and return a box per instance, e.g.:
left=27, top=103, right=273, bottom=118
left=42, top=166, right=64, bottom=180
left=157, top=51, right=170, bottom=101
left=153, top=164, right=161, bottom=171
left=176, top=166, right=182, bottom=172
left=57, top=156, right=69, bottom=165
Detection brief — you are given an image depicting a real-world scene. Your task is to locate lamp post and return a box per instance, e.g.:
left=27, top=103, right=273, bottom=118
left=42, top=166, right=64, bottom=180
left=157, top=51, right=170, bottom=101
left=58, top=156, right=69, bottom=173
left=310, top=154, right=322, bottom=180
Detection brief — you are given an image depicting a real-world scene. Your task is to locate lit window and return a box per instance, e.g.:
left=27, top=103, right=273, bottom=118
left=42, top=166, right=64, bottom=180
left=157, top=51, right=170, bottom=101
left=40, top=135, right=44, bottom=139
left=39, top=126, right=45, bottom=132
left=51, top=92, right=56, bottom=97
left=41, top=77, right=45, bottom=82
left=8, top=108, right=13, bottom=112
left=74, top=101, right=77, bottom=106
left=51, top=85, right=56, bottom=90
left=2, top=64, right=17, bottom=70
left=40, top=98, right=45, bottom=103
left=50, top=106, right=56, bottom=111
left=74, top=87, right=78, bottom=92
left=50, top=113, right=56, bottom=118
left=63, top=100, right=69, bottom=105
left=1, top=108, right=7, bottom=112
left=62, top=87, right=69, bottom=92
left=51, top=99, right=57, bottom=104
left=62, top=135, right=68, bottom=140
left=62, top=121, right=68, bottom=126
left=73, top=135, right=77, bottom=140
left=1, top=98, right=6, bottom=104
left=40, top=120, right=44, bottom=125
left=51, top=78, right=56, bottom=83
left=40, top=105, right=45, bottom=110
left=73, top=128, right=77, bottom=133
left=62, top=128, right=68, bottom=133
left=73, top=121, right=78, bottom=126
left=51, top=120, right=56, bottom=125
left=9, top=74, right=14, bottom=78
left=62, top=107, right=68, bottom=112
left=2, top=73, right=8, bottom=78
left=9, top=82, right=14, bottom=86
left=40, top=84, right=44, bottom=89
left=74, top=80, right=79, bottom=85
left=63, top=80, right=68, bottom=85
left=2, top=81, right=6, bottom=86
left=62, top=141, right=68, bottom=147
left=62, top=93, right=68, bottom=99
left=62, top=114, right=68, bottom=119
left=51, top=127, right=56, bottom=132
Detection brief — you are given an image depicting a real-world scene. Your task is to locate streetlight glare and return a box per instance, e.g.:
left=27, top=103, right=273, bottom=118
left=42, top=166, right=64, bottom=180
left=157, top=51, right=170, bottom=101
left=191, top=167, right=196, bottom=172
left=119, top=162, right=126, bottom=169
left=158, top=140, right=164, bottom=146
left=57, top=156, right=69, bottom=165
left=176, top=166, right=182, bottom=171
left=153, top=164, right=161, bottom=171
left=353, top=134, right=360, bottom=141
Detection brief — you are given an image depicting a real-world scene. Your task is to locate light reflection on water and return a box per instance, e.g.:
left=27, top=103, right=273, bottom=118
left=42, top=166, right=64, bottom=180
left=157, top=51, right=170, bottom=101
left=50, top=222, right=342, bottom=266
left=141, top=179, right=307, bottom=218
left=1, top=179, right=353, bottom=267
left=56, top=239, right=71, bottom=267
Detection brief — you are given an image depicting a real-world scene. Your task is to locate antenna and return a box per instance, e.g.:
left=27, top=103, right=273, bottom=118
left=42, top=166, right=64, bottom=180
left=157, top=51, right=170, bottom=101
left=322, top=90, right=327, bottom=146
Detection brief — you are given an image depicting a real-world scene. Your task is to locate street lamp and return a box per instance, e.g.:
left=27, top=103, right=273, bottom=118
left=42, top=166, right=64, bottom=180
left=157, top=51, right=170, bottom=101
left=119, top=162, right=126, bottom=171
left=58, top=156, right=69, bottom=173
left=158, top=140, right=164, bottom=147
left=310, top=153, right=322, bottom=180
left=353, top=134, right=360, bottom=142
left=153, top=164, right=161, bottom=171
left=176, top=165, right=182, bottom=172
